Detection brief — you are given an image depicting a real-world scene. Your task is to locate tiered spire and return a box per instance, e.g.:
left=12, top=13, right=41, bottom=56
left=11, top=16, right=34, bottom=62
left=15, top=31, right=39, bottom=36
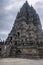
left=16, top=1, right=41, bottom=25
left=16, top=1, right=30, bottom=20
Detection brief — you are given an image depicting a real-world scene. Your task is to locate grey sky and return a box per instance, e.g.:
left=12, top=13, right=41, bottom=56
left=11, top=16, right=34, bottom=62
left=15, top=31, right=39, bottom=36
left=0, top=0, right=43, bottom=40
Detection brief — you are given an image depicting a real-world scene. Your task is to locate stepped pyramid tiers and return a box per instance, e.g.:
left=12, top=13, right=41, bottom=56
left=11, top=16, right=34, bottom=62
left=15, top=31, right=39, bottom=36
left=5, top=1, right=43, bottom=58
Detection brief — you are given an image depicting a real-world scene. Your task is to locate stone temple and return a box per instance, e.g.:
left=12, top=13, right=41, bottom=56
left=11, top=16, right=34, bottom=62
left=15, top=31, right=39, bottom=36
left=0, top=1, right=43, bottom=58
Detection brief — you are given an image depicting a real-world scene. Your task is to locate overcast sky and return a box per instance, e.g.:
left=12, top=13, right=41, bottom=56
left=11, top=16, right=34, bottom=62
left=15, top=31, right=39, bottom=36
left=0, top=0, right=43, bottom=41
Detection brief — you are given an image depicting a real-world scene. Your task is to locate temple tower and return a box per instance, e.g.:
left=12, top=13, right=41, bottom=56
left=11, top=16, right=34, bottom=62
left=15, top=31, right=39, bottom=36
left=5, top=1, right=43, bottom=58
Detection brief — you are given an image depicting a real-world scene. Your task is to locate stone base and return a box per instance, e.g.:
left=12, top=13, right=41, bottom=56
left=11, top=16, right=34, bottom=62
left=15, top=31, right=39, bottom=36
left=10, top=54, right=40, bottom=59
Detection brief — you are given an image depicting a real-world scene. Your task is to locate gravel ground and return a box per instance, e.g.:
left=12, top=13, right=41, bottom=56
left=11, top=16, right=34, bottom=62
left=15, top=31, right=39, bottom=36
left=0, top=58, right=43, bottom=65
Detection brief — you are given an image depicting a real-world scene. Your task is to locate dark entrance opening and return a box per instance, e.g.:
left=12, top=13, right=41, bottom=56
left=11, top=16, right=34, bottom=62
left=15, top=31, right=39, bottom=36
left=10, top=37, right=12, bottom=40
left=17, top=32, right=20, bottom=37
left=16, top=50, right=21, bottom=54
left=0, top=48, right=1, bottom=51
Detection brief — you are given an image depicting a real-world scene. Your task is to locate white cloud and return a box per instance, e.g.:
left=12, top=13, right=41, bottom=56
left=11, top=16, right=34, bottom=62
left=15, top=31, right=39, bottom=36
left=28, top=0, right=39, bottom=5
left=0, top=31, right=9, bottom=35
left=4, top=0, right=40, bottom=11
left=4, top=0, right=24, bottom=11
left=34, top=0, right=43, bottom=29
